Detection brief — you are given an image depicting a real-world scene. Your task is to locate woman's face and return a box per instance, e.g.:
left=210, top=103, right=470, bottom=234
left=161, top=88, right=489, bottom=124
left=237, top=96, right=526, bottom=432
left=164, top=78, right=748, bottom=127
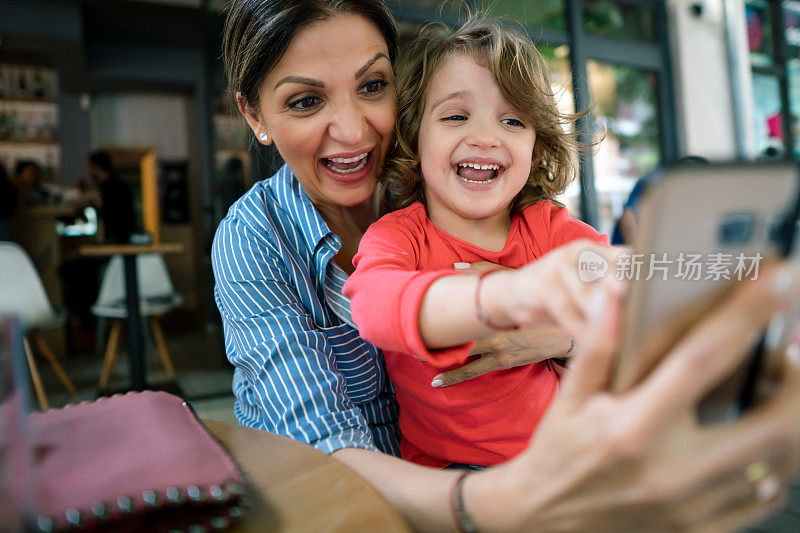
left=240, top=14, right=395, bottom=210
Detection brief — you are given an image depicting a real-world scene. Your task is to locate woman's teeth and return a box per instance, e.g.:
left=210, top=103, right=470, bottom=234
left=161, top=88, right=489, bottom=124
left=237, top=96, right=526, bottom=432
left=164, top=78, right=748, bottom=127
left=324, top=152, right=369, bottom=173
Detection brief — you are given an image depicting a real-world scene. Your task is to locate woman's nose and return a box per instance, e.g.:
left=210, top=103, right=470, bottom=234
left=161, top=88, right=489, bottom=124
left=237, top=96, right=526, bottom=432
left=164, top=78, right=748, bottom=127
left=328, top=99, right=367, bottom=146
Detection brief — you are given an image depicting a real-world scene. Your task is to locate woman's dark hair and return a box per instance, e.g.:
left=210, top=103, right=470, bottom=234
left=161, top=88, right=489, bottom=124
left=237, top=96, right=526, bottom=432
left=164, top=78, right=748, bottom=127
left=223, top=0, right=399, bottom=111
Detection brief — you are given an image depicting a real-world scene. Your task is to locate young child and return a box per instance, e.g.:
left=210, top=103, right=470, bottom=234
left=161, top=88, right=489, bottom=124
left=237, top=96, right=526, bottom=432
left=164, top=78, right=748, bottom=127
left=342, top=17, right=615, bottom=468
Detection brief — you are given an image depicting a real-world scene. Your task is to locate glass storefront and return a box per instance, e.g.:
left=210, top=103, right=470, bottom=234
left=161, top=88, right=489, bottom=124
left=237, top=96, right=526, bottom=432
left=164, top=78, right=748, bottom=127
left=746, top=0, right=800, bottom=158
left=751, top=73, right=785, bottom=157
left=486, top=0, right=567, bottom=32
left=785, top=1, right=800, bottom=155
left=583, top=0, right=655, bottom=42
left=747, top=0, right=775, bottom=67
left=586, top=61, right=661, bottom=234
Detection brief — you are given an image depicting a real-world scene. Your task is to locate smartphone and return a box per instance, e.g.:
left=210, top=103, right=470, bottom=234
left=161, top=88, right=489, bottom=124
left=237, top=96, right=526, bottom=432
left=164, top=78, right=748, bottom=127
left=611, top=161, right=800, bottom=423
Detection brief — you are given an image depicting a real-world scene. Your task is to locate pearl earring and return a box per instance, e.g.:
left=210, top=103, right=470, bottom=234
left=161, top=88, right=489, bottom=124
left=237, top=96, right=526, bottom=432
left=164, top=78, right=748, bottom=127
left=259, top=133, right=270, bottom=143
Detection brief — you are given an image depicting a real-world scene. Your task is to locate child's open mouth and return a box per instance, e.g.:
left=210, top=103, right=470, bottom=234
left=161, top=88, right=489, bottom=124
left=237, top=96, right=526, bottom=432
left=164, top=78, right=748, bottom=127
left=455, top=161, right=504, bottom=184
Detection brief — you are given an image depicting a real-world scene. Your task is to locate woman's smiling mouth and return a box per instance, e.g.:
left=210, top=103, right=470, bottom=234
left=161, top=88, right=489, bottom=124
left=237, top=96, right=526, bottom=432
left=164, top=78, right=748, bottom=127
left=322, top=151, right=370, bottom=174
left=319, top=148, right=376, bottom=183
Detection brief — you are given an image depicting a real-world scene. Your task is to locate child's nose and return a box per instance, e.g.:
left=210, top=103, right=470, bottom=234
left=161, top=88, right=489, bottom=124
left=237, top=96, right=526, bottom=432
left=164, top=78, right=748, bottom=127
left=465, top=122, right=501, bottom=150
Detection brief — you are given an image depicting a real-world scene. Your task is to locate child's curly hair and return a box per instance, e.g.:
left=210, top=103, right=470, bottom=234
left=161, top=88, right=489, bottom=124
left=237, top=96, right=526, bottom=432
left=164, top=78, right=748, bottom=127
left=380, top=16, right=590, bottom=215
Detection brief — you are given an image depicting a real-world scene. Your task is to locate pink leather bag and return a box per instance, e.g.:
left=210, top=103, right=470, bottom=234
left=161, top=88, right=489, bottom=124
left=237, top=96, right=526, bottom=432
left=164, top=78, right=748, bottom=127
left=25, top=391, right=247, bottom=532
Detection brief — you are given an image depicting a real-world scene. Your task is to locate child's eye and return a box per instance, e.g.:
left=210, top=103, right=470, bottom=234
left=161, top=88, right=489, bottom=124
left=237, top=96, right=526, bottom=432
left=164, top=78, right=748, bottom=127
left=442, top=115, right=467, bottom=122
left=502, top=118, right=525, bottom=127
left=359, top=79, right=388, bottom=95
left=288, top=95, right=322, bottom=111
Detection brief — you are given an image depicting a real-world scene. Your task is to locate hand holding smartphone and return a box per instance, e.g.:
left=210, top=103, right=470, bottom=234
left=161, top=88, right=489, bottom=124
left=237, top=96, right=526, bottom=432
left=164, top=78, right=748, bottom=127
left=611, top=162, right=800, bottom=422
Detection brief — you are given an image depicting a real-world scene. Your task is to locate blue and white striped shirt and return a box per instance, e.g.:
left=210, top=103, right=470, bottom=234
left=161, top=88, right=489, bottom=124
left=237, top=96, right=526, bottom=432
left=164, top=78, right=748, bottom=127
left=211, top=164, right=400, bottom=456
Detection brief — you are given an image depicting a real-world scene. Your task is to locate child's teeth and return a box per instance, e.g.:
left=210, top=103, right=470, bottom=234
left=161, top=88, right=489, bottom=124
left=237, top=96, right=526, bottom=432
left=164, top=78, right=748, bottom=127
left=459, top=176, right=498, bottom=184
left=458, top=162, right=500, bottom=170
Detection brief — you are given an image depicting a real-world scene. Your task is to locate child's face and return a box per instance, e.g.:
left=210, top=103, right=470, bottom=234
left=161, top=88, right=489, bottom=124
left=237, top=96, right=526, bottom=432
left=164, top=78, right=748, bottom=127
left=418, top=53, right=535, bottom=225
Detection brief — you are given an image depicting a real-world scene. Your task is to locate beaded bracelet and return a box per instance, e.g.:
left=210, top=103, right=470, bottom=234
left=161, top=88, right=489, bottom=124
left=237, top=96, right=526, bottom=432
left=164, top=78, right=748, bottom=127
left=450, top=471, right=478, bottom=533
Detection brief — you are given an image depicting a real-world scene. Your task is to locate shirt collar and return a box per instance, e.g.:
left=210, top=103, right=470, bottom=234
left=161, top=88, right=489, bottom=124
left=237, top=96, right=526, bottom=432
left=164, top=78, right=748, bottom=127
left=266, top=164, right=338, bottom=252
left=266, top=164, right=354, bottom=327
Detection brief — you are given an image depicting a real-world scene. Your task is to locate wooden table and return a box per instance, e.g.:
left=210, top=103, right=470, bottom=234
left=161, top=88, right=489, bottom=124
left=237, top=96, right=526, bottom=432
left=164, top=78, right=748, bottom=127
left=204, top=420, right=411, bottom=532
left=79, top=243, right=184, bottom=391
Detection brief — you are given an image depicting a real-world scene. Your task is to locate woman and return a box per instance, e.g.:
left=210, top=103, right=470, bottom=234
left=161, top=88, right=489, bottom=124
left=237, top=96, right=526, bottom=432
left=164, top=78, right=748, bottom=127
left=212, top=1, right=800, bottom=530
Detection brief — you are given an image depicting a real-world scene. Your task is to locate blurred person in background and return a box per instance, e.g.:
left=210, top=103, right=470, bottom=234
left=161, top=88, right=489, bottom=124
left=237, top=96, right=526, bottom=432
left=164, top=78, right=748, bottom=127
left=85, top=151, right=135, bottom=244
left=13, top=160, right=52, bottom=206
left=220, top=156, right=247, bottom=214
left=0, top=162, right=16, bottom=241
left=59, top=151, right=135, bottom=338
left=611, top=156, right=708, bottom=245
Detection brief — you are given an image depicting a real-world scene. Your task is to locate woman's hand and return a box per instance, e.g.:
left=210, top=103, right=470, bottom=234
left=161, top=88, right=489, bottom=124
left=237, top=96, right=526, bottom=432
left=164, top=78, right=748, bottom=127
left=465, top=263, right=800, bottom=532
left=482, top=240, right=626, bottom=334
left=431, top=261, right=574, bottom=387
left=432, top=324, right=573, bottom=387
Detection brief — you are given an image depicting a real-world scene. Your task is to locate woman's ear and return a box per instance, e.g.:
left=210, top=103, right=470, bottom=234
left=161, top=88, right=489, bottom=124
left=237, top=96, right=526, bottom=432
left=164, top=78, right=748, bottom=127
left=236, top=92, right=272, bottom=145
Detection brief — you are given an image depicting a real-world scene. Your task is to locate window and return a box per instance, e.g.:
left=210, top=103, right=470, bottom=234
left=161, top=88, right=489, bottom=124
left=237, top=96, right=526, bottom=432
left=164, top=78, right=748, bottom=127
left=746, top=0, right=800, bottom=158
left=487, top=0, right=566, bottom=32
left=583, top=0, right=655, bottom=42
left=587, top=61, right=661, bottom=234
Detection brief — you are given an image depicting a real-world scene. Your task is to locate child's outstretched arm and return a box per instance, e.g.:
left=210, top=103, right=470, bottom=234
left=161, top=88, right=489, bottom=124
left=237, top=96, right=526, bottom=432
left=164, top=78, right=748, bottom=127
left=419, top=240, right=625, bottom=348
left=344, top=220, right=622, bottom=369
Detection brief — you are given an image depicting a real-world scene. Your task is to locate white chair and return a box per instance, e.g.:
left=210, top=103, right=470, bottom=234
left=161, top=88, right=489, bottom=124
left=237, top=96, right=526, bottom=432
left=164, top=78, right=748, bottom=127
left=93, top=253, right=182, bottom=387
left=0, top=241, right=77, bottom=409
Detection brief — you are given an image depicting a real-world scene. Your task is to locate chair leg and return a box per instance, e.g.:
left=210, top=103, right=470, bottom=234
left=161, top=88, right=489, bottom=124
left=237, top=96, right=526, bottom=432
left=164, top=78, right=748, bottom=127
left=32, top=333, right=77, bottom=396
left=99, top=320, right=122, bottom=388
left=95, top=317, right=110, bottom=360
left=24, top=337, right=49, bottom=410
left=149, top=317, right=176, bottom=378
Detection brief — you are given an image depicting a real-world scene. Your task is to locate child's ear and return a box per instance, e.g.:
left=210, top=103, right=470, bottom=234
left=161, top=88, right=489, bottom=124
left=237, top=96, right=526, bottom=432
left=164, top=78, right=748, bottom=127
left=236, top=92, right=272, bottom=145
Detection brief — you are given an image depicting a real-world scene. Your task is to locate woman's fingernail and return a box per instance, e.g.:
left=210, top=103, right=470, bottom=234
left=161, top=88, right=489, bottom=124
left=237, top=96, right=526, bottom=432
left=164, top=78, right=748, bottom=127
left=453, top=262, right=470, bottom=270
left=431, top=377, right=444, bottom=387
left=771, top=264, right=800, bottom=298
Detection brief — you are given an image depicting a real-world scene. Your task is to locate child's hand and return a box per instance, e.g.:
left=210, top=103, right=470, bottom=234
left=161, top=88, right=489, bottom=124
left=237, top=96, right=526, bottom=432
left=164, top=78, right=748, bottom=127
left=487, top=241, right=626, bottom=334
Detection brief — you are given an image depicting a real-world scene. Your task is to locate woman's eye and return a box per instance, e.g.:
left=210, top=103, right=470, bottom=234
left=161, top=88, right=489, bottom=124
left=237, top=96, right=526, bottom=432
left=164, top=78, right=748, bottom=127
left=443, top=115, right=467, bottom=122
left=360, top=79, right=388, bottom=95
left=288, top=96, right=321, bottom=111
left=502, top=118, right=525, bottom=127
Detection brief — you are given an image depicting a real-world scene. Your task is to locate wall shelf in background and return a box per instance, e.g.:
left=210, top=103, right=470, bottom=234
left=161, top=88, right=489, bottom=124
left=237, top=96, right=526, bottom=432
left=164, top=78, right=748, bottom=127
left=0, top=96, right=57, bottom=105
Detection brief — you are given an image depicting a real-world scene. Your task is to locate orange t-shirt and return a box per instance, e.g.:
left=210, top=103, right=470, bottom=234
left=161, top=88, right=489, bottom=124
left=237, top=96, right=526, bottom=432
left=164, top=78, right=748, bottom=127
left=343, top=201, right=608, bottom=467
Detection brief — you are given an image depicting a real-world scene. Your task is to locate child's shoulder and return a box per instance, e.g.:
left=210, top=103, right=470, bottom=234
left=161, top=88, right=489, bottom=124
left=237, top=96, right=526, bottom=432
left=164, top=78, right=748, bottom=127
left=371, top=201, right=429, bottom=230
left=519, top=200, right=608, bottom=246
left=518, top=199, right=565, bottom=225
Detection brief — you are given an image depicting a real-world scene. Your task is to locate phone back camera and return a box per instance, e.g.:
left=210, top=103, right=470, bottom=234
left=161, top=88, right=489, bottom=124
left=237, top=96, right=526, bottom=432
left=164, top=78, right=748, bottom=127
left=718, top=213, right=755, bottom=246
